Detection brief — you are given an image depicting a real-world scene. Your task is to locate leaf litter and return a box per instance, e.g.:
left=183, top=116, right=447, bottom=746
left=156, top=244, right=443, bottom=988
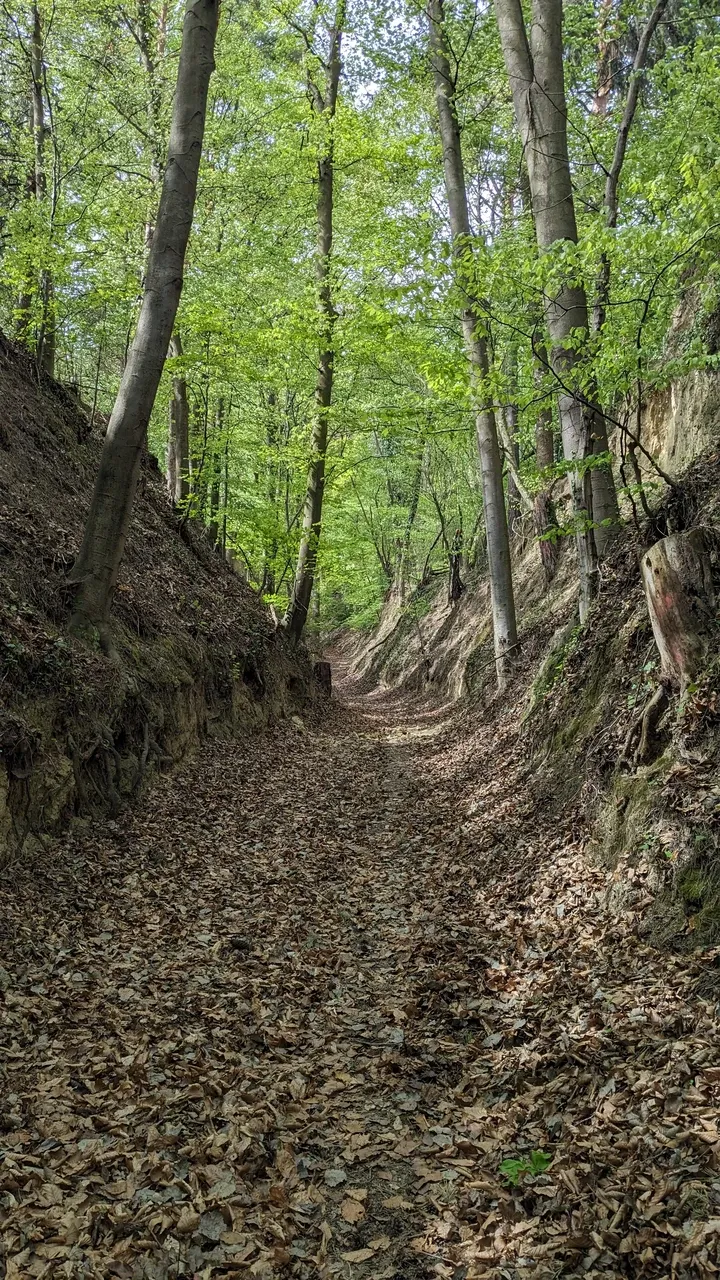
left=1, top=673, right=719, bottom=1279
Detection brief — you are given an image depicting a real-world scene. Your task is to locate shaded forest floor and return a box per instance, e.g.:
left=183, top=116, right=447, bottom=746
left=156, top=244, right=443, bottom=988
left=1, top=668, right=719, bottom=1280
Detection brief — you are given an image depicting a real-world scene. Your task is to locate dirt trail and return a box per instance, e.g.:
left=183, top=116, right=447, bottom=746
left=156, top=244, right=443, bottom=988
left=1, top=677, right=719, bottom=1279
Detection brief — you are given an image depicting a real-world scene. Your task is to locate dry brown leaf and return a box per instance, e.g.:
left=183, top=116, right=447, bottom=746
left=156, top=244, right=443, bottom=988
left=340, top=1197, right=365, bottom=1223
left=341, top=1247, right=376, bottom=1263
left=175, top=1206, right=201, bottom=1234
left=382, top=1195, right=414, bottom=1210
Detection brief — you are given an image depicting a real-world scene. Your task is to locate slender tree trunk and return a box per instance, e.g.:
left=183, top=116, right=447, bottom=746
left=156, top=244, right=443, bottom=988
left=30, top=3, right=54, bottom=378
left=167, top=332, right=190, bottom=504
left=500, top=343, right=527, bottom=537
left=505, top=405, right=521, bottom=537
left=593, top=0, right=669, bottom=334
left=534, top=349, right=555, bottom=475
left=592, top=0, right=616, bottom=116
left=533, top=348, right=560, bottom=582
left=497, top=398, right=533, bottom=527
left=207, top=398, right=224, bottom=550
left=395, top=445, right=424, bottom=600
left=139, top=0, right=190, bottom=514
left=222, top=433, right=229, bottom=555
left=67, top=0, right=219, bottom=646
left=139, top=0, right=168, bottom=259
left=494, top=0, right=619, bottom=616
left=262, top=390, right=280, bottom=594
left=428, top=0, right=517, bottom=684
left=284, top=0, right=345, bottom=645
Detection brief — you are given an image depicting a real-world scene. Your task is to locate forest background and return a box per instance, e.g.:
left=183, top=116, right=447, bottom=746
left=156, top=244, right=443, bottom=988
left=1, top=0, right=719, bottom=640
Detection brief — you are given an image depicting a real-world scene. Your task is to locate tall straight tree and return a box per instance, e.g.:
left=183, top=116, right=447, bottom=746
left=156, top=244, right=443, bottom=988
left=15, top=3, right=55, bottom=374
left=494, top=0, right=619, bottom=621
left=593, top=0, right=669, bottom=333
left=283, top=0, right=346, bottom=644
left=167, top=332, right=191, bottom=505
left=68, top=0, right=219, bottom=647
left=428, top=0, right=517, bottom=684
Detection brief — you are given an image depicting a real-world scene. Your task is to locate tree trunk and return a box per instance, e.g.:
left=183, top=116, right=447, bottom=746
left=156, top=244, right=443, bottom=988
left=429, top=0, right=517, bottom=684
left=283, top=0, right=345, bottom=645
left=67, top=0, right=219, bottom=646
left=500, top=344, right=529, bottom=536
left=139, top=0, right=168, bottom=259
left=593, top=0, right=669, bottom=334
left=167, top=332, right=190, bottom=505
left=532, top=337, right=561, bottom=584
left=313, top=659, right=332, bottom=696
left=30, top=3, right=55, bottom=378
left=207, top=398, right=224, bottom=550
left=494, top=0, right=619, bottom=615
left=497, top=402, right=533, bottom=527
left=505, top=407, right=521, bottom=538
left=641, top=530, right=717, bottom=691
left=395, top=444, right=424, bottom=600
left=448, top=533, right=464, bottom=601
left=262, top=390, right=280, bottom=594
left=534, top=492, right=561, bottom=584
left=534, top=349, right=555, bottom=475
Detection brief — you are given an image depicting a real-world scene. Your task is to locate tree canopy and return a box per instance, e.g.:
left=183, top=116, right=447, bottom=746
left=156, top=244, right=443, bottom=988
left=1, top=0, right=719, bottom=635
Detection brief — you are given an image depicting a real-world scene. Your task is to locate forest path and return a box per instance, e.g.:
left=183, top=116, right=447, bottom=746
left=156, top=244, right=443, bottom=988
left=1, top=678, right=719, bottom=1279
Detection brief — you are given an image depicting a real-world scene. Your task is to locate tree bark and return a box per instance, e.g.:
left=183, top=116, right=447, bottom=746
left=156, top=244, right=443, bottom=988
left=138, top=0, right=168, bottom=258
left=207, top=398, right=224, bottom=550
left=641, top=530, right=717, bottom=691
left=261, top=389, right=280, bottom=594
left=533, top=359, right=561, bottom=582
left=593, top=0, right=669, bottom=334
left=313, top=659, right=332, bottom=695
left=534, top=353, right=555, bottom=474
left=395, top=445, right=424, bottom=600
left=494, top=0, right=619, bottom=615
left=167, top=332, right=190, bottom=505
left=497, top=403, right=532, bottom=519
left=30, top=3, right=54, bottom=378
left=67, top=0, right=219, bottom=646
left=504, top=407, right=520, bottom=537
left=283, top=0, right=345, bottom=645
left=429, top=0, right=517, bottom=684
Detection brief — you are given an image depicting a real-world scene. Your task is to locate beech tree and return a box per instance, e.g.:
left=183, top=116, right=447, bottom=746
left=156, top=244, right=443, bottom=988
left=68, top=0, right=219, bottom=646
left=283, top=0, right=346, bottom=644
left=428, top=0, right=517, bottom=682
left=494, top=0, right=620, bottom=620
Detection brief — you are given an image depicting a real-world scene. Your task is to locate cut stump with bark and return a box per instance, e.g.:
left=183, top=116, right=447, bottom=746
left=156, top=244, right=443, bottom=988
left=623, top=529, right=717, bottom=768
left=641, top=529, right=717, bottom=690
left=313, top=661, right=332, bottom=697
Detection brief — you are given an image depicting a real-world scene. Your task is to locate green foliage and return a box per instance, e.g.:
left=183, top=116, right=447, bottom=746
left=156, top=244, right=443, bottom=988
left=532, top=624, right=583, bottom=705
left=1, top=0, right=718, bottom=629
left=499, top=1149, right=553, bottom=1185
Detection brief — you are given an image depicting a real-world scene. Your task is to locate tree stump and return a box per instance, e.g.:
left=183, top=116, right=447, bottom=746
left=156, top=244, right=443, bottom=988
left=313, top=660, right=332, bottom=697
left=448, top=552, right=464, bottom=602
left=534, top=491, right=560, bottom=584
left=641, top=529, right=717, bottom=690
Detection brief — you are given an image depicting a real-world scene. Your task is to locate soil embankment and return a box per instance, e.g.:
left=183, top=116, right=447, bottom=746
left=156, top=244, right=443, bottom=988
left=0, top=336, right=314, bottom=864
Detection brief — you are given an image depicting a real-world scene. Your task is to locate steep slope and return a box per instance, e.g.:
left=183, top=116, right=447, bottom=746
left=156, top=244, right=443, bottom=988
left=0, top=336, right=316, bottom=864
left=339, top=374, right=720, bottom=950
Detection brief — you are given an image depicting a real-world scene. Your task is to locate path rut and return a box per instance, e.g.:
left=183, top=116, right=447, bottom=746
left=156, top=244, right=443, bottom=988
left=1, top=682, right=719, bottom=1279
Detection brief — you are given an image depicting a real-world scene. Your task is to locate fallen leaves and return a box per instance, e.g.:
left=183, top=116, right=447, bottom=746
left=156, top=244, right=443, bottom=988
left=0, top=685, right=718, bottom=1279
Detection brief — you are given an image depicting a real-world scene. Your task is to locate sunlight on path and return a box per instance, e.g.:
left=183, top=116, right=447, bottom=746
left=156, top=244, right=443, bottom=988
left=1, top=681, right=718, bottom=1279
